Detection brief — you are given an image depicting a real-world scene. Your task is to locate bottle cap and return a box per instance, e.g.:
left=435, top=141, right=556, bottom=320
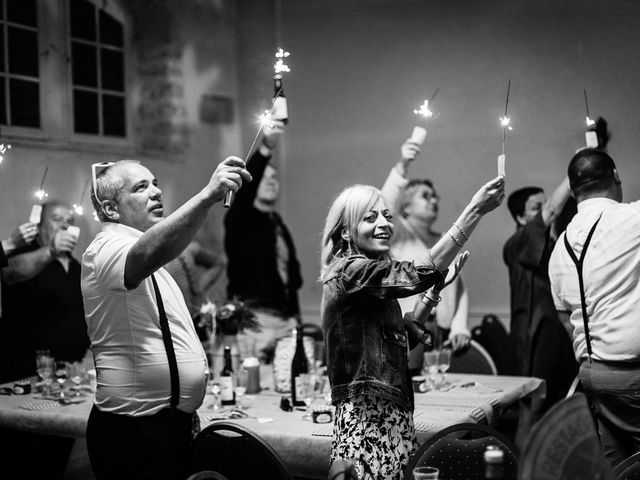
left=484, top=445, right=504, bottom=464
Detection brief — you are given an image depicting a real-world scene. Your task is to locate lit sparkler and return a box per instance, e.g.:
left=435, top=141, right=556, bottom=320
left=34, top=167, right=49, bottom=203
left=72, top=178, right=91, bottom=216
left=584, top=89, right=595, bottom=127
left=0, top=142, right=11, bottom=164
left=410, top=89, right=439, bottom=145
left=498, top=78, right=512, bottom=177
left=223, top=49, right=291, bottom=208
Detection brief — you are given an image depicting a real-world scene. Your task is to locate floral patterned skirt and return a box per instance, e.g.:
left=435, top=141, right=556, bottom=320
left=331, top=394, right=417, bottom=480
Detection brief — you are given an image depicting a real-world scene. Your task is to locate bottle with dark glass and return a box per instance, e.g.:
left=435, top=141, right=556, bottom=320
left=271, top=75, right=288, bottom=124
left=484, top=445, right=504, bottom=479
left=220, top=345, right=236, bottom=406
left=290, top=327, right=308, bottom=407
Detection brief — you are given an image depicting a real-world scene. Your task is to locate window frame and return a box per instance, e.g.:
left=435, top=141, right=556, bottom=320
left=1, top=0, right=134, bottom=154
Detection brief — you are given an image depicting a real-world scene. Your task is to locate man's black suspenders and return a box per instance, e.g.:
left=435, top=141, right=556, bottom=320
left=563, top=215, right=602, bottom=362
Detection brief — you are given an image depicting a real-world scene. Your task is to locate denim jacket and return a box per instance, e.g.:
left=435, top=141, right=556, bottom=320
left=322, top=254, right=443, bottom=411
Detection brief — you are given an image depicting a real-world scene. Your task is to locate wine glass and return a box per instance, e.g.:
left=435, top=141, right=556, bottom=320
left=235, top=369, right=248, bottom=409
left=208, top=382, right=221, bottom=411
left=438, top=349, right=452, bottom=387
left=54, top=361, right=68, bottom=399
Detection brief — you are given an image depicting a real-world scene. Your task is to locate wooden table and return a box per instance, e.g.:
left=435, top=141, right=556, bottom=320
left=0, top=373, right=544, bottom=479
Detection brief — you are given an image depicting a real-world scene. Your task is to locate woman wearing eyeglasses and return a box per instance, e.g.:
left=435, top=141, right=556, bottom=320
left=381, top=138, right=471, bottom=369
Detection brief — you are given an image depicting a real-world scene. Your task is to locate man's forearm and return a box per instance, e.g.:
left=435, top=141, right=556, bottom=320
left=542, top=177, right=571, bottom=226
left=2, top=246, right=53, bottom=285
left=125, top=190, right=216, bottom=287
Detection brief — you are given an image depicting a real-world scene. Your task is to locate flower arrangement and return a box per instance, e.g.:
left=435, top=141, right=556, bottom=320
left=195, top=299, right=261, bottom=340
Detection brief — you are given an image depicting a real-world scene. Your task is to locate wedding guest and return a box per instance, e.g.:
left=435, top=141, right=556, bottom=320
left=0, top=201, right=87, bottom=382
left=381, top=138, right=471, bottom=377
left=82, top=156, right=251, bottom=479
left=0, top=203, right=86, bottom=480
left=321, top=174, right=504, bottom=479
left=504, top=179, right=578, bottom=413
left=549, top=148, right=640, bottom=467
left=224, top=122, right=303, bottom=361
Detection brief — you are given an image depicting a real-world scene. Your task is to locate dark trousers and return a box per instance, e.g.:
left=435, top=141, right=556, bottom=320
left=87, top=405, right=197, bottom=480
left=579, top=360, right=640, bottom=467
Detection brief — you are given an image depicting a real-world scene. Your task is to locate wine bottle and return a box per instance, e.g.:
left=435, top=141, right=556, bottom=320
left=290, top=327, right=308, bottom=407
left=484, top=445, right=504, bottom=479
left=271, top=75, right=288, bottom=124
left=220, top=345, right=236, bottom=406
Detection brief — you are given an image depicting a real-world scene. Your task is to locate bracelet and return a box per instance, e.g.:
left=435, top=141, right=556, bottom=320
left=421, top=292, right=441, bottom=305
left=447, top=231, right=464, bottom=247
left=452, top=223, right=469, bottom=241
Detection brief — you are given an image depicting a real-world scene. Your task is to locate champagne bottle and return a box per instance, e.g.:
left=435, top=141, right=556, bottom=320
left=484, top=445, right=504, bottom=479
left=220, top=345, right=236, bottom=406
left=271, top=75, right=288, bottom=124
left=290, top=327, right=308, bottom=407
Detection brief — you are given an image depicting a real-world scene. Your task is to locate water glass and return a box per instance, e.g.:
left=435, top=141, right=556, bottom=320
left=413, top=466, right=439, bottom=479
left=68, top=362, right=86, bottom=396
left=235, top=369, right=248, bottom=408
left=35, top=351, right=54, bottom=395
left=54, top=361, right=68, bottom=399
left=423, top=351, right=440, bottom=390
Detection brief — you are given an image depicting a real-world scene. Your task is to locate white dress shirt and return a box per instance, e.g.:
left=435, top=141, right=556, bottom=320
left=82, top=223, right=207, bottom=416
left=381, top=167, right=470, bottom=337
left=549, top=197, right=640, bottom=362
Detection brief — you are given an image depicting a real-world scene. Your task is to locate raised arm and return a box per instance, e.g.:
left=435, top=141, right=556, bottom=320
left=380, top=139, right=420, bottom=214
left=541, top=176, right=571, bottom=226
left=124, top=156, right=251, bottom=288
left=2, top=228, right=76, bottom=285
left=427, top=176, right=505, bottom=270
left=1, top=222, right=37, bottom=260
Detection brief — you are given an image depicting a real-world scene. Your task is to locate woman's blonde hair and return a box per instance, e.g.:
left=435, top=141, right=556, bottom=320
left=320, top=184, right=387, bottom=280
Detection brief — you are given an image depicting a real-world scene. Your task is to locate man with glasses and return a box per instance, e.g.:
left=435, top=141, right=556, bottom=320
left=82, top=156, right=251, bottom=479
left=381, top=137, right=471, bottom=375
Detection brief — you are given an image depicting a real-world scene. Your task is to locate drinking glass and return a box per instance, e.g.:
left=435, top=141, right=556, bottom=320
left=36, top=352, right=54, bottom=395
left=438, top=349, right=451, bottom=387
left=413, top=466, right=439, bottom=479
left=235, top=369, right=248, bottom=408
left=423, top=351, right=440, bottom=390
left=54, top=361, right=68, bottom=399
left=208, top=382, right=221, bottom=411
left=68, top=362, right=86, bottom=396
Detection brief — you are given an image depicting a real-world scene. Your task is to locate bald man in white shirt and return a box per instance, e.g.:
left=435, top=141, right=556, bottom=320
left=82, top=157, right=251, bottom=479
left=549, top=148, right=640, bottom=467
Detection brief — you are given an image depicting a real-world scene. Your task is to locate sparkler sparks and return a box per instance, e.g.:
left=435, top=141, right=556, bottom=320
left=274, top=48, right=290, bottom=74
left=34, top=189, right=48, bottom=202
left=413, top=100, right=433, bottom=119
left=0, top=143, right=11, bottom=164
left=584, top=89, right=595, bottom=127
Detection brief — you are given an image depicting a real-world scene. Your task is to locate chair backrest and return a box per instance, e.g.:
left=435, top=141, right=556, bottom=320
left=328, top=460, right=358, bottom=480
left=404, top=422, right=519, bottom=480
left=519, top=393, right=614, bottom=480
left=192, top=421, right=294, bottom=480
left=448, top=339, right=498, bottom=375
left=614, top=451, right=640, bottom=480
left=472, top=314, right=508, bottom=374
left=187, top=471, right=230, bottom=480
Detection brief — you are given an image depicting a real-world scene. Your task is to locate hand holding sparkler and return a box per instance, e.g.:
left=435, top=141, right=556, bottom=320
left=211, top=156, right=253, bottom=206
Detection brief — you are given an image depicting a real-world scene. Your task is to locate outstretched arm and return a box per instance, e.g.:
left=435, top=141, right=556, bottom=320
left=124, top=156, right=252, bottom=288
left=541, top=177, right=571, bottom=226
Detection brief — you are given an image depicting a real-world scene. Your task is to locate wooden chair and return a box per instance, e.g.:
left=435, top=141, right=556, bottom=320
left=614, top=451, right=640, bottom=480
left=448, top=339, right=498, bottom=375
left=518, top=393, right=614, bottom=480
left=191, top=421, right=294, bottom=480
left=404, top=422, right=519, bottom=480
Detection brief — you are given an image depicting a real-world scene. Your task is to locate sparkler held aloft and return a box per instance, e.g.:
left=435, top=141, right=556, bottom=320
left=497, top=78, right=512, bottom=177
left=410, top=89, right=439, bottom=145
left=29, top=167, right=49, bottom=224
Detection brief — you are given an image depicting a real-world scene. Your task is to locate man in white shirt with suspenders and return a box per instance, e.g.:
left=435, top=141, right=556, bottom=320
left=549, top=148, right=640, bottom=468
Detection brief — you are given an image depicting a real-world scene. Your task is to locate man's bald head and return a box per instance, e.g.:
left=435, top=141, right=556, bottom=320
left=568, top=148, right=622, bottom=202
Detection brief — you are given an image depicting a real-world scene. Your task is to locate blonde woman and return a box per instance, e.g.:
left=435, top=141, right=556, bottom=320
left=321, top=177, right=504, bottom=479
